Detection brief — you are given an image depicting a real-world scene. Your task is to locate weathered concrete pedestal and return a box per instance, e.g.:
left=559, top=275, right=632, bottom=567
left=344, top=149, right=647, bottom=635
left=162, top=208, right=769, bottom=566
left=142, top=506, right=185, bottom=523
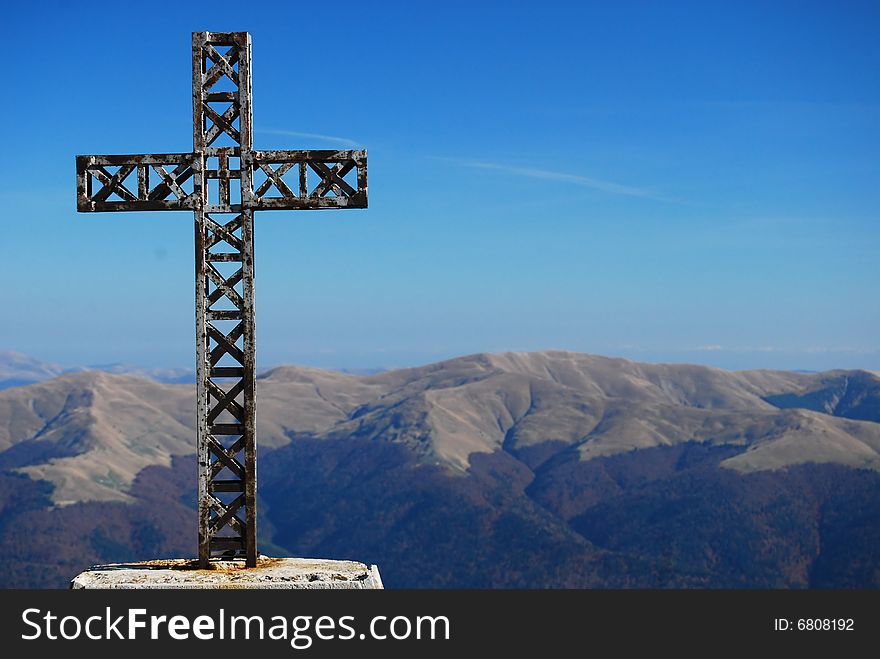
left=70, top=557, right=383, bottom=589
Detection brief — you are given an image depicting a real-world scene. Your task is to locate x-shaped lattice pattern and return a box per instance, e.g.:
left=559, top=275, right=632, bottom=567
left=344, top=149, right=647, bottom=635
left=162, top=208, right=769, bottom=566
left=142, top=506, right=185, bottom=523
left=76, top=155, right=197, bottom=212
left=76, top=32, right=367, bottom=567
left=204, top=44, right=239, bottom=88
left=249, top=150, right=367, bottom=209
left=201, top=210, right=249, bottom=551
left=201, top=44, right=242, bottom=147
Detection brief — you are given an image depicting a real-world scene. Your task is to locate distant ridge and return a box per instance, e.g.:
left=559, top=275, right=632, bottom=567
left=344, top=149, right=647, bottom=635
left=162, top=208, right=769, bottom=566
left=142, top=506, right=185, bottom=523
left=1, top=350, right=878, bottom=505
left=1, top=350, right=878, bottom=588
left=0, top=351, right=390, bottom=391
left=0, top=351, right=194, bottom=389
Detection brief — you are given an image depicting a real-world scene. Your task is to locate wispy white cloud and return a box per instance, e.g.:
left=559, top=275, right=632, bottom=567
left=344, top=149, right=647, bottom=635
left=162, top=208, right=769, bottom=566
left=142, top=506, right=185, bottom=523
left=450, top=159, right=680, bottom=202
left=693, top=345, right=778, bottom=353
left=256, top=129, right=362, bottom=148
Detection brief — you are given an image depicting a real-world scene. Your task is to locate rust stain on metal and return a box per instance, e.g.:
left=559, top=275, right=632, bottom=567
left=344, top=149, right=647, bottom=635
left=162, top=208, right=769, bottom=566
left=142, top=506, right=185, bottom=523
left=123, top=556, right=286, bottom=572
left=75, top=32, right=368, bottom=569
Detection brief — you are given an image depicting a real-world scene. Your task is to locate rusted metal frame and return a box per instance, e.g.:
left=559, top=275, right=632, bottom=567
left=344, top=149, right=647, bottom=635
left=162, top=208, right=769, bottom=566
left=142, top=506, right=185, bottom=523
left=308, top=160, right=357, bottom=198
left=205, top=214, right=243, bottom=250
left=207, top=493, right=246, bottom=535
left=207, top=437, right=245, bottom=478
left=151, top=164, right=188, bottom=200
left=255, top=162, right=295, bottom=197
left=195, top=201, right=210, bottom=570
left=91, top=164, right=137, bottom=202
left=209, top=424, right=245, bottom=435
left=234, top=29, right=258, bottom=569
left=217, top=156, right=230, bottom=206
left=210, top=512, right=245, bottom=539
left=253, top=148, right=365, bottom=162
left=209, top=455, right=244, bottom=481
left=76, top=158, right=92, bottom=208
left=90, top=163, right=180, bottom=204
left=85, top=165, right=119, bottom=189
left=251, top=195, right=367, bottom=210
left=207, top=253, right=243, bottom=263
left=211, top=434, right=246, bottom=457
left=205, top=146, right=241, bottom=158
left=82, top=199, right=194, bottom=212
left=209, top=451, right=244, bottom=484
left=209, top=508, right=246, bottom=539
left=206, top=91, right=238, bottom=103
left=205, top=203, right=242, bottom=214
left=193, top=30, right=211, bottom=569
left=208, top=323, right=245, bottom=365
left=207, top=400, right=244, bottom=426
left=311, top=159, right=357, bottom=196
left=210, top=480, right=245, bottom=492
left=203, top=31, right=243, bottom=44
left=207, top=491, right=244, bottom=516
left=203, top=102, right=241, bottom=145
left=209, top=519, right=244, bottom=543
left=209, top=433, right=246, bottom=455
left=74, top=31, right=369, bottom=569
left=207, top=324, right=246, bottom=365
left=211, top=366, right=245, bottom=378
left=206, top=378, right=245, bottom=423
left=138, top=166, right=149, bottom=199
left=217, top=149, right=231, bottom=207
left=356, top=153, right=368, bottom=198
left=207, top=310, right=243, bottom=322
left=206, top=377, right=245, bottom=416
left=149, top=162, right=194, bottom=201
left=237, top=207, right=258, bottom=568
left=76, top=155, right=196, bottom=211
left=249, top=149, right=368, bottom=208
left=203, top=44, right=240, bottom=88
left=82, top=153, right=193, bottom=166
left=205, top=167, right=241, bottom=178
left=198, top=33, right=251, bottom=562
left=206, top=265, right=244, bottom=307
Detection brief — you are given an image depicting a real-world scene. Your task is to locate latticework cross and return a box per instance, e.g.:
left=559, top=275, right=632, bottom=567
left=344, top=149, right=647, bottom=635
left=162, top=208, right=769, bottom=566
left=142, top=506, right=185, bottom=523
left=75, top=32, right=368, bottom=567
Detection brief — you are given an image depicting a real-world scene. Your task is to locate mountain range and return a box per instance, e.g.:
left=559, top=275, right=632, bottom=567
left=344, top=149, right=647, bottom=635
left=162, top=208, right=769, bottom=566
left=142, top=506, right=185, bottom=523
left=0, top=351, right=194, bottom=390
left=1, top=350, right=878, bottom=588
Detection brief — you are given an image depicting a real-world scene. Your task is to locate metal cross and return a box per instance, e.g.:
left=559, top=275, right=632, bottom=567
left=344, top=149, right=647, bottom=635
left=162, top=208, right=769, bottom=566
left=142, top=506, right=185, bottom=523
left=75, top=32, right=368, bottom=568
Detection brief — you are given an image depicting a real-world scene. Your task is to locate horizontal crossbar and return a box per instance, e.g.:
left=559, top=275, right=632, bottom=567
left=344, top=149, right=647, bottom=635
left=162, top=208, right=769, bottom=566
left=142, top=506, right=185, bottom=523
left=207, top=309, right=243, bottom=320
left=210, top=366, right=245, bottom=377
left=76, top=150, right=368, bottom=211
left=251, top=195, right=367, bottom=210
left=78, top=153, right=194, bottom=166
left=248, top=149, right=367, bottom=210
left=206, top=253, right=243, bottom=262
left=210, top=423, right=244, bottom=435
left=201, top=31, right=248, bottom=46
left=253, top=149, right=365, bottom=163
left=210, top=480, right=246, bottom=492
left=76, top=153, right=197, bottom=213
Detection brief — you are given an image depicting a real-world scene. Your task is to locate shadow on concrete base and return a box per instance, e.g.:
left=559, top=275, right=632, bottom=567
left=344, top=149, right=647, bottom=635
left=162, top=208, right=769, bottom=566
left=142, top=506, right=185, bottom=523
left=70, top=556, right=384, bottom=589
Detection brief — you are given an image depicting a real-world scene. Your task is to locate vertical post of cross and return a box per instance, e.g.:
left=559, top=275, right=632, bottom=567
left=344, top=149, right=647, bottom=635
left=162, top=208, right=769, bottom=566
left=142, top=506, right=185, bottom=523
left=192, top=31, right=257, bottom=567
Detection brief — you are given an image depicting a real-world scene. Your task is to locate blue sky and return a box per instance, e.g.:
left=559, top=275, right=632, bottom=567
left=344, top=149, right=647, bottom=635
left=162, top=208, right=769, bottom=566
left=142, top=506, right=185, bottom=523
left=3, top=1, right=879, bottom=371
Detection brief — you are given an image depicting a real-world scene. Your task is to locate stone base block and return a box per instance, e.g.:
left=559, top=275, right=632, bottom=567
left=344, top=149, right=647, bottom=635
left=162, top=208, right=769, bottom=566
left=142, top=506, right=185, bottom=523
left=70, top=557, right=383, bottom=589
